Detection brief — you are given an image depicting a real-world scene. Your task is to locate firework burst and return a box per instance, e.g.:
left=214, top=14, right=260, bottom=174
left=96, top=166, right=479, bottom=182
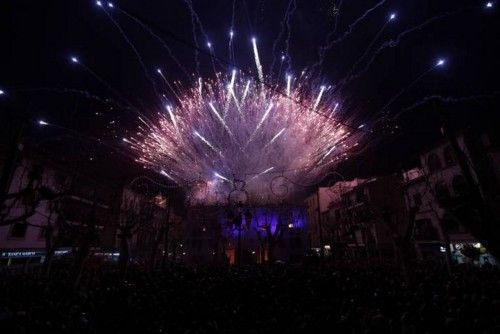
left=125, top=66, right=359, bottom=204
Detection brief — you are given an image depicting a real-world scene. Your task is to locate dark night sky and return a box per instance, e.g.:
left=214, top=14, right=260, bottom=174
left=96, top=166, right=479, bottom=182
left=1, top=0, right=499, bottom=182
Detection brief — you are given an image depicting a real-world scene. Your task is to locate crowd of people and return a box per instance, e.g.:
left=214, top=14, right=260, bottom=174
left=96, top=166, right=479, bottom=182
left=1, top=262, right=499, bottom=333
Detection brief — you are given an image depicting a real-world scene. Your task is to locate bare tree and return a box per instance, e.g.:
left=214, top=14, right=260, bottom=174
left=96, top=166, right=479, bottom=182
left=149, top=199, right=170, bottom=270
left=71, top=200, right=101, bottom=287
left=0, top=164, right=44, bottom=226
left=255, top=210, right=286, bottom=263
left=0, top=162, right=73, bottom=276
left=117, top=192, right=154, bottom=275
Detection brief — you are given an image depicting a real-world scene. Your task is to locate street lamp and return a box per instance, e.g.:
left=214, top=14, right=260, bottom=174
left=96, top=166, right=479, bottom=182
left=226, top=201, right=252, bottom=268
left=226, top=178, right=250, bottom=267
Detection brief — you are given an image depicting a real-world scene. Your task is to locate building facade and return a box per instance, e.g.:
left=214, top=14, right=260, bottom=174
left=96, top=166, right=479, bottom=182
left=0, top=158, right=118, bottom=266
left=184, top=205, right=308, bottom=265
left=403, top=133, right=498, bottom=265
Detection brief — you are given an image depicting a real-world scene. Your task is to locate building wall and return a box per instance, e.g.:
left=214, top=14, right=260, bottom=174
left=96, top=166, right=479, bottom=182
left=118, top=188, right=182, bottom=261
left=405, top=139, right=477, bottom=244
left=403, top=134, right=499, bottom=263
left=0, top=158, right=118, bottom=266
left=333, top=175, right=405, bottom=249
left=184, top=206, right=308, bottom=264
left=0, top=160, right=61, bottom=250
left=305, top=180, right=363, bottom=249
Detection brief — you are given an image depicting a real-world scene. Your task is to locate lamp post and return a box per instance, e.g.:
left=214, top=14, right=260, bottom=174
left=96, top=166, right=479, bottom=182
left=228, top=202, right=252, bottom=268
left=226, top=179, right=250, bottom=267
left=235, top=202, right=243, bottom=268
left=226, top=201, right=252, bottom=268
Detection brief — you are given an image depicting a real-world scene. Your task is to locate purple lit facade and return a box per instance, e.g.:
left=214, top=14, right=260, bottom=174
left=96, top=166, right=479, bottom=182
left=184, top=206, right=308, bottom=264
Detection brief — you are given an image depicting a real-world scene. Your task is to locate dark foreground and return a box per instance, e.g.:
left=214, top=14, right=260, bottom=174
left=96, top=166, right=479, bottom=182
left=1, top=263, right=500, bottom=333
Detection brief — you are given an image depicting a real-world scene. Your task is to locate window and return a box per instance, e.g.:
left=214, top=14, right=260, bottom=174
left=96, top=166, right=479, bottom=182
left=10, top=223, right=28, bottom=238
left=443, top=146, right=455, bottom=166
left=452, top=175, right=468, bottom=197
left=434, top=182, right=450, bottom=202
left=38, top=226, right=46, bottom=239
left=415, top=219, right=439, bottom=240
left=427, top=153, right=442, bottom=173
left=290, top=237, right=302, bottom=249
left=412, top=193, right=422, bottom=206
left=355, top=189, right=366, bottom=203
left=52, top=171, right=69, bottom=192
left=21, top=189, right=38, bottom=207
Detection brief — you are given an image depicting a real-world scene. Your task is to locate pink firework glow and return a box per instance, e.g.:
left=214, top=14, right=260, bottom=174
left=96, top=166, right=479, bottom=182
left=125, top=67, right=361, bottom=204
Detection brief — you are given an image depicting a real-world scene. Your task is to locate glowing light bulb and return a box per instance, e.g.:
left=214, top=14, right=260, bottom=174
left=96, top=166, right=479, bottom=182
left=0, top=89, right=4, bottom=95
left=96, top=1, right=102, bottom=6
left=229, top=30, right=234, bottom=38
left=486, top=2, right=493, bottom=8
left=389, top=13, right=397, bottom=20
left=107, top=2, right=114, bottom=7
left=70, top=56, right=79, bottom=63
left=207, top=41, right=212, bottom=48
left=38, top=120, right=49, bottom=126
left=156, top=68, right=162, bottom=74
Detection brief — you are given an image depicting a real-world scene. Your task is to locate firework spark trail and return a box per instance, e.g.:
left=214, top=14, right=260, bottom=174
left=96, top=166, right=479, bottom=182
left=241, top=80, right=251, bottom=103
left=15, top=87, right=129, bottom=110
left=310, top=0, right=343, bottom=76
left=318, top=145, right=336, bottom=165
left=208, top=102, right=235, bottom=138
left=286, top=74, right=292, bottom=96
left=183, top=0, right=201, bottom=74
left=231, top=0, right=237, bottom=32
left=379, top=65, right=436, bottom=114
left=223, top=69, right=238, bottom=117
left=396, top=93, right=500, bottom=116
left=329, top=0, right=386, bottom=44
left=313, top=86, right=326, bottom=110
left=77, top=61, right=153, bottom=123
left=99, top=7, right=161, bottom=99
left=270, top=0, right=297, bottom=77
left=157, top=69, right=183, bottom=103
left=264, top=128, right=286, bottom=148
left=229, top=0, right=237, bottom=62
left=284, top=0, right=297, bottom=74
left=194, top=130, right=221, bottom=156
left=166, top=105, right=180, bottom=138
left=248, top=166, right=274, bottom=181
left=252, top=38, right=264, bottom=83
left=340, top=14, right=394, bottom=89
left=275, top=56, right=286, bottom=89
left=183, top=0, right=223, bottom=72
left=206, top=43, right=219, bottom=78
left=245, top=102, right=274, bottom=146
left=344, top=10, right=458, bottom=86
left=114, top=6, right=191, bottom=79
left=228, top=30, right=235, bottom=63
left=311, top=0, right=385, bottom=76
left=330, top=103, right=340, bottom=118
left=39, top=120, right=138, bottom=162
left=242, top=0, right=253, bottom=32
